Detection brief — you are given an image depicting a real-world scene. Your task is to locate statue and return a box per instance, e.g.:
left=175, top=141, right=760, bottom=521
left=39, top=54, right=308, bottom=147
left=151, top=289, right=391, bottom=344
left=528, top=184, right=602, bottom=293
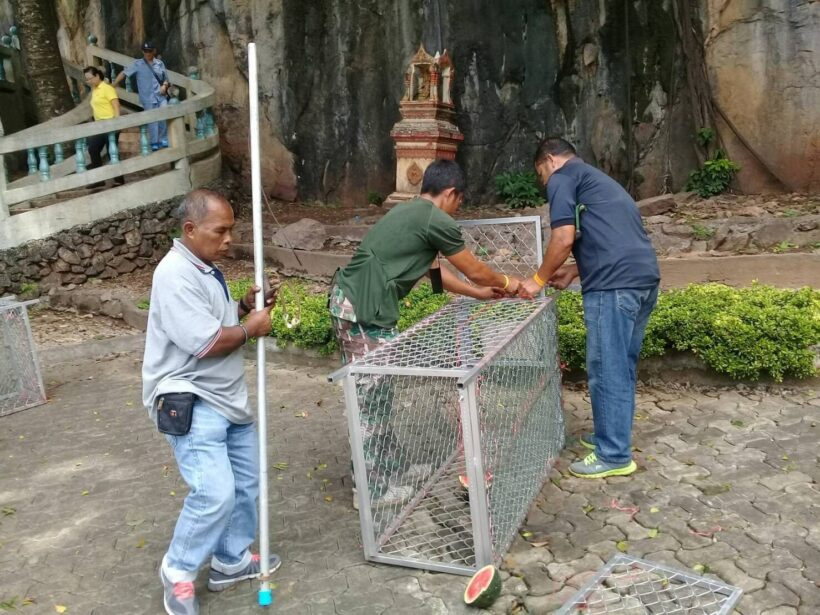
left=387, top=44, right=463, bottom=205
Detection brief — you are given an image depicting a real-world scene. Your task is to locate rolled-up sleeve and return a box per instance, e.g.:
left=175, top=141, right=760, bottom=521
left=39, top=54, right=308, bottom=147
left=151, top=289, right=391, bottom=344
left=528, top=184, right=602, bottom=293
left=153, top=272, right=222, bottom=358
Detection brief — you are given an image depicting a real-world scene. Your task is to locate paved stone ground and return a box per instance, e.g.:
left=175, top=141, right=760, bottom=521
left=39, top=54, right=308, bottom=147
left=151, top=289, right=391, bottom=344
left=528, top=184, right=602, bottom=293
left=0, top=339, right=818, bottom=614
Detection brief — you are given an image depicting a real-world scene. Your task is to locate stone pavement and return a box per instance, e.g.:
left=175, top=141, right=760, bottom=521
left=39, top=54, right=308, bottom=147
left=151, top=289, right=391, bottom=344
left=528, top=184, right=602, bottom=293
left=0, top=337, right=818, bottom=614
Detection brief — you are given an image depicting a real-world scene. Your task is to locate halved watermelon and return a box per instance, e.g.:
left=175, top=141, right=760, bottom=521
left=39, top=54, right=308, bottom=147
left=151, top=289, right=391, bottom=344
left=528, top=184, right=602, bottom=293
left=464, top=564, right=501, bottom=608
left=458, top=472, right=493, bottom=489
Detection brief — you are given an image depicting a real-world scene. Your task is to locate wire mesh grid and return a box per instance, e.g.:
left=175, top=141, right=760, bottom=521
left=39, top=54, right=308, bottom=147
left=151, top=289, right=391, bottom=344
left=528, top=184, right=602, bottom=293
left=338, top=297, right=563, bottom=575
left=0, top=298, right=46, bottom=417
left=556, top=554, right=743, bottom=615
left=346, top=299, right=548, bottom=374
left=473, top=299, right=564, bottom=560
left=458, top=216, right=543, bottom=281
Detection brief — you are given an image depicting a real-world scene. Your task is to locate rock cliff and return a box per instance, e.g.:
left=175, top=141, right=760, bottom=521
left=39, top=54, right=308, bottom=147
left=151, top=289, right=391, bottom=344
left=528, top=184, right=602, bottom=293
left=0, top=0, right=815, bottom=201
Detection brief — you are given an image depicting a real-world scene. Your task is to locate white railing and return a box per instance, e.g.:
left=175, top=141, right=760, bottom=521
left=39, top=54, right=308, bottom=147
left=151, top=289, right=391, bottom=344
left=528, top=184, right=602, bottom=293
left=0, top=40, right=222, bottom=249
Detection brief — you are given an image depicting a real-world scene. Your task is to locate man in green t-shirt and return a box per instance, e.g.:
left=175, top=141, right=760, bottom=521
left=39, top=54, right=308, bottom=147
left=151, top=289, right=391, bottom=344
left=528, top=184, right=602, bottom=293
left=330, top=159, right=526, bottom=509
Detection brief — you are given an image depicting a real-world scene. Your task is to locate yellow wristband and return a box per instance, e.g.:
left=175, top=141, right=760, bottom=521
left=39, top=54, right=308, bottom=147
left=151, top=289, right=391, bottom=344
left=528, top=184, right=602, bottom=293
left=533, top=272, right=546, bottom=287
left=502, top=274, right=510, bottom=290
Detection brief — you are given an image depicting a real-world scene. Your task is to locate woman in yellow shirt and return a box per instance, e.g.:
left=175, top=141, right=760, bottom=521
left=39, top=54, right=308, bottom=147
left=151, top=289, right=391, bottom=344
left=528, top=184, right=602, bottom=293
left=83, top=66, right=123, bottom=185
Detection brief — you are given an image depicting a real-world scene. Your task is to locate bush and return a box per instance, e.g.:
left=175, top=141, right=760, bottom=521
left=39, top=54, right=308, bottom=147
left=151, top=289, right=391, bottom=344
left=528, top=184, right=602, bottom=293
left=684, top=150, right=740, bottom=198
left=367, top=191, right=384, bottom=206
left=494, top=171, right=544, bottom=209
left=557, top=284, right=820, bottom=381
left=227, top=278, right=819, bottom=382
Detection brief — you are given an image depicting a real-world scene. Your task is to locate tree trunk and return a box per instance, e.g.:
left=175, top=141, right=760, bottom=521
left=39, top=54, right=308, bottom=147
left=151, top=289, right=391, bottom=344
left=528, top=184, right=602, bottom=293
left=671, top=0, right=717, bottom=164
left=11, top=0, right=75, bottom=122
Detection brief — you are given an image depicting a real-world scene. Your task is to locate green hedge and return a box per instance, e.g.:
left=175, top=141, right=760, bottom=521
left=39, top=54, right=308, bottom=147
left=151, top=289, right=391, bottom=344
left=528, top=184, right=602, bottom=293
left=558, top=283, right=819, bottom=381
left=227, top=279, right=819, bottom=382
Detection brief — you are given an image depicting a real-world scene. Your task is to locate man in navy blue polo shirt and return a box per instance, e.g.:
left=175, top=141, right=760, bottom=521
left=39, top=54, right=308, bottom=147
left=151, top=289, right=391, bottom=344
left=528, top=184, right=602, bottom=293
left=520, top=137, right=660, bottom=479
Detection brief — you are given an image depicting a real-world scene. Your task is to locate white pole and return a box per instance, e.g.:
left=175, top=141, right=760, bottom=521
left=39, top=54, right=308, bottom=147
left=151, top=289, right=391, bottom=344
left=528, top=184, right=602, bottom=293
left=248, top=42, right=272, bottom=608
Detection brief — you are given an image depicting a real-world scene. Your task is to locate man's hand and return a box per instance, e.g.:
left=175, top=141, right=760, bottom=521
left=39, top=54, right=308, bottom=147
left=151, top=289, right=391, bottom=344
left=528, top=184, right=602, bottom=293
left=518, top=277, right=541, bottom=299
left=473, top=286, right=506, bottom=300
left=242, top=284, right=277, bottom=312
left=506, top=275, right=522, bottom=296
left=548, top=265, right=578, bottom=290
left=243, top=305, right=274, bottom=338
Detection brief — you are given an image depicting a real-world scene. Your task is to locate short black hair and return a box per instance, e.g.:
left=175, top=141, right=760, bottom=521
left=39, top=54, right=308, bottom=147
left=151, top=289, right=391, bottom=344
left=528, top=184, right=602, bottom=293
left=421, top=159, right=466, bottom=195
left=533, top=137, right=577, bottom=165
left=83, top=66, right=105, bottom=80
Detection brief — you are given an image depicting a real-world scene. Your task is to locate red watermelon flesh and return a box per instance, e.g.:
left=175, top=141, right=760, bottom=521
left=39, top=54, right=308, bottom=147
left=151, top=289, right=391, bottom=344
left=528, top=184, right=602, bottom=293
left=464, top=564, right=501, bottom=608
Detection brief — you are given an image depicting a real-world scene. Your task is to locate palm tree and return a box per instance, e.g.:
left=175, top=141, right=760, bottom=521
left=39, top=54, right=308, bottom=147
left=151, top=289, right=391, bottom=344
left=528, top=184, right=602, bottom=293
left=11, top=0, right=74, bottom=122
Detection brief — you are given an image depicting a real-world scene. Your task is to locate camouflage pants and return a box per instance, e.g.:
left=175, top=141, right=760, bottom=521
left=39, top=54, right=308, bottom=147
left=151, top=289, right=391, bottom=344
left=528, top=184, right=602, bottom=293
left=330, top=288, right=406, bottom=497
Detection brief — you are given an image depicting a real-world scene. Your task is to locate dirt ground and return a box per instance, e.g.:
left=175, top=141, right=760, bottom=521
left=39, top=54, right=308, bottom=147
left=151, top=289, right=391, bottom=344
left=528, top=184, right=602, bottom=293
left=244, top=191, right=819, bottom=226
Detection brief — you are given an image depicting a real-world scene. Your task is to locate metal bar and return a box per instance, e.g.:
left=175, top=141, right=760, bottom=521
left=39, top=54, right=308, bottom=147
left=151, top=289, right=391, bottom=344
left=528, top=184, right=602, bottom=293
left=368, top=554, right=476, bottom=576
left=377, top=445, right=462, bottom=548
left=247, top=42, right=272, bottom=607
left=461, top=381, right=494, bottom=567
left=345, top=365, right=464, bottom=379
left=457, top=298, right=552, bottom=387
left=458, top=215, right=543, bottom=227
left=342, top=375, right=380, bottom=558
left=20, top=300, right=45, bottom=410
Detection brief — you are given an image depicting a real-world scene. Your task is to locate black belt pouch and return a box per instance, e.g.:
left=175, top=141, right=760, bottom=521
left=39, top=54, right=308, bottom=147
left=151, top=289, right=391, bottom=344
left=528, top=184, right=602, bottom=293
left=156, top=392, right=196, bottom=436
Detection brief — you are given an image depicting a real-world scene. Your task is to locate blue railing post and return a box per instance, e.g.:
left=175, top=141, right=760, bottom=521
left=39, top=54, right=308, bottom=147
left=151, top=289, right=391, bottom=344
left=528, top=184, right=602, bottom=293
left=0, top=57, right=5, bottom=81
left=27, top=148, right=37, bottom=175
left=75, top=139, right=86, bottom=173
left=70, top=79, right=81, bottom=103
left=195, top=112, right=205, bottom=139
left=38, top=146, right=50, bottom=181
left=107, top=133, right=119, bottom=164
left=140, top=125, right=150, bottom=155
left=9, top=26, right=19, bottom=50
left=125, top=75, right=132, bottom=93
left=204, top=109, right=216, bottom=137
left=54, top=143, right=64, bottom=163
left=109, top=62, right=117, bottom=83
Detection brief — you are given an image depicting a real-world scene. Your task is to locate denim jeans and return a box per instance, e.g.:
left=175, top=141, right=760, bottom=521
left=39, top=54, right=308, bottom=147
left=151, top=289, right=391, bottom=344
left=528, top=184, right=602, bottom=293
left=161, top=401, right=259, bottom=583
left=142, top=96, right=168, bottom=145
left=583, top=286, right=659, bottom=464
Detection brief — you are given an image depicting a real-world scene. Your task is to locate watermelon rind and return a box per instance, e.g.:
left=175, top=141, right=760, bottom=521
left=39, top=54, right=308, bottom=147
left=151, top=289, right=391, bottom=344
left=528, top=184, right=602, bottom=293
left=464, top=564, right=502, bottom=608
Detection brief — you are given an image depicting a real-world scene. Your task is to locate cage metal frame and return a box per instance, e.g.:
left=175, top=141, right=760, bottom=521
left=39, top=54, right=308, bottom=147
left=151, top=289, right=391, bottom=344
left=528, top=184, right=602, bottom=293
left=457, top=214, right=545, bottom=295
left=0, top=297, right=46, bottom=417
left=556, top=554, right=744, bottom=615
left=331, top=297, right=560, bottom=576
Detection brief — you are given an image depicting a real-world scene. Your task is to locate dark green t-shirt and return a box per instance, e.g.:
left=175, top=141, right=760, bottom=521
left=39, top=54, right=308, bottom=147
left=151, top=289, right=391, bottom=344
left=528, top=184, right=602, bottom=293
left=337, top=197, right=465, bottom=328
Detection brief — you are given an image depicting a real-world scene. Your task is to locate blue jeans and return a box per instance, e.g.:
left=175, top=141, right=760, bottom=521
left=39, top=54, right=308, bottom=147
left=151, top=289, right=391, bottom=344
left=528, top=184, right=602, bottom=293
left=142, top=97, right=168, bottom=145
left=161, top=401, right=258, bottom=583
left=583, top=286, right=658, bottom=464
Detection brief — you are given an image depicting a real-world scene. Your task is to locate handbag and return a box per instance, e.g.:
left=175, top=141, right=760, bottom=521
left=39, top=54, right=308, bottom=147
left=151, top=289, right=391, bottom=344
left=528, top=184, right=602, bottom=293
left=155, top=392, right=196, bottom=436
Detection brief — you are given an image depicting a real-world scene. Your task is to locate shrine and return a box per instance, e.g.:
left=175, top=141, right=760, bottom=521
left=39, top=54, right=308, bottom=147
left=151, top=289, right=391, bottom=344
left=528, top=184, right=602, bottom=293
left=386, top=44, right=464, bottom=205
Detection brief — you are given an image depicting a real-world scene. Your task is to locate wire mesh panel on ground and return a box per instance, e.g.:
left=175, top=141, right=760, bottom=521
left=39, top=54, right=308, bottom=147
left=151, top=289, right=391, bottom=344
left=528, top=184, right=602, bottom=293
left=556, top=554, right=743, bottom=615
left=0, top=298, right=46, bottom=417
left=329, top=297, right=564, bottom=575
left=457, top=216, right=543, bottom=282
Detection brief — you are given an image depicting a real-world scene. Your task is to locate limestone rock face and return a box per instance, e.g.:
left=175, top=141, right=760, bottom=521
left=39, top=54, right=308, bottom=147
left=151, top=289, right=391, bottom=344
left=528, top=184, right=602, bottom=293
left=704, top=0, right=819, bottom=193
left=6, top=0, right=808, bottom=202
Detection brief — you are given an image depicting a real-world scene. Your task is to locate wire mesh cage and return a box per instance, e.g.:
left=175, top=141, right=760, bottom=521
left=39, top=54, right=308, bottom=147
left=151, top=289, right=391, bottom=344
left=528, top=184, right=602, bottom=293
left=457, top=216, right=543, bottom=282
left=330, top=297, right=564, bottom=575
left=556, top=555, right=743, bottom=615
left=0, top=298, right=46, bottom=417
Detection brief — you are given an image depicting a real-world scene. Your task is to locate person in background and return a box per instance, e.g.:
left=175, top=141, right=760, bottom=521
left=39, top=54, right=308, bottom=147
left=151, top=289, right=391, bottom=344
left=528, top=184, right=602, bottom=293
left=113, top=40, right=170, bottom=150
left=83, top=65, right=123, bottom=187
left=520, top=137, right=660, bottom=479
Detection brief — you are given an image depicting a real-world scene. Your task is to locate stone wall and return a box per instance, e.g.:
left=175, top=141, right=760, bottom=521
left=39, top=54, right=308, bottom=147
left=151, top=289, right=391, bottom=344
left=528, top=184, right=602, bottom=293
left=0, top=197, right=180, bottom=296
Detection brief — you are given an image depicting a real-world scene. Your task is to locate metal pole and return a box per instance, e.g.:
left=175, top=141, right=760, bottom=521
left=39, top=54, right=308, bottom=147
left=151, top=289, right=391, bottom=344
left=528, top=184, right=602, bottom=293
left=247, top=42, right=272, bottom=608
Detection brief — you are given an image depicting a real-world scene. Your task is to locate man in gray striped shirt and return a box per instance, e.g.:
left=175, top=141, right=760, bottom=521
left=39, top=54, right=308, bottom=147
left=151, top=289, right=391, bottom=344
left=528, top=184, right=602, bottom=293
left=142, top=189, right=279, bottom=615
